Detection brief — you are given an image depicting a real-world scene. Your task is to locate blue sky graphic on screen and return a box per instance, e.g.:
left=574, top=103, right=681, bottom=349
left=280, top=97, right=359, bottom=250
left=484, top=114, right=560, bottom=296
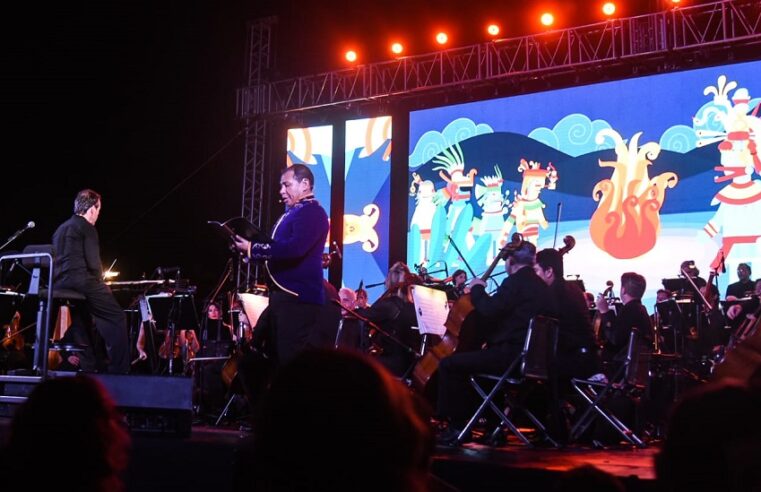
left=344, top=117, right=392, bottom=302
left=408, top=60, right=761, bottom=309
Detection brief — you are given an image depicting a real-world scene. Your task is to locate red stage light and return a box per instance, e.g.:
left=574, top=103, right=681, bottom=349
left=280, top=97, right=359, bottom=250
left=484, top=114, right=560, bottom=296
left=435, top=32, right=449, bottom=45
left=345, top=50, right=358, bottom=63
left=391, top=42, right=404, bottom=55
left=487, top=24, right=500, bottom=37
left=602, top=2, right=616, bottom=16
left=540, top=12, right=555, bottom=27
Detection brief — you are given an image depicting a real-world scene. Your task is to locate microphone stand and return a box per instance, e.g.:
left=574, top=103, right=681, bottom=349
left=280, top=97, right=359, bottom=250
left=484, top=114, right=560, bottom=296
left=446, top=235, right=476, bottom=279
left=0, top=228, right=28, bottom=252
left=552, top=202, right=562, bottom=249
left=335, top=300, right=420, bottom=357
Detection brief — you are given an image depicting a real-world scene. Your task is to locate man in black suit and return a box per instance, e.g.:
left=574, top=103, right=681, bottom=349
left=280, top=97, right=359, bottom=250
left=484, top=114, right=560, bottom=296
left=596, top=271, right=653, bottom=368
left=52, top=189, right=129, bottom=373
left=436, top=240, right=557, bottom=443
left=534, top=248, right=600, bottom=380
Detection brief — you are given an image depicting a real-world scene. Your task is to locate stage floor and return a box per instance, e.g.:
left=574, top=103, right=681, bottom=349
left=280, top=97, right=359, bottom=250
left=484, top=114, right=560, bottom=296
left=0, top=418, right=658, bottom=491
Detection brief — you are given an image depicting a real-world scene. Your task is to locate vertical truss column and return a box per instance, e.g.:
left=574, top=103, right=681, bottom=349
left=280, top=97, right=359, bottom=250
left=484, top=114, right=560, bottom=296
left=239, top=17, right=275, bottom=287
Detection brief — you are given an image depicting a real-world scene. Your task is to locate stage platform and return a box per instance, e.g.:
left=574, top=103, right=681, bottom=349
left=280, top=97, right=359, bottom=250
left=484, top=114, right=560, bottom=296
left=0, top=418, right=658, bottom=491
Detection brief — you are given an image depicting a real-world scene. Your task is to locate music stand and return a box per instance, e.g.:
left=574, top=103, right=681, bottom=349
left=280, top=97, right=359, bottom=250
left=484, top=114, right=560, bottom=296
left=237, top=293, right=269, bottom=330
left=662, top=277, right=689, bottom=295
left=147, top=293, right=200, bottom=375
left=655, top=299, right=684, bottom=354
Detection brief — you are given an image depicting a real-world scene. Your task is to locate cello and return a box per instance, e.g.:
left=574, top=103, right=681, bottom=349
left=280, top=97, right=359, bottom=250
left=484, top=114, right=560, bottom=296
left=411, top=233, right=525, bottom=393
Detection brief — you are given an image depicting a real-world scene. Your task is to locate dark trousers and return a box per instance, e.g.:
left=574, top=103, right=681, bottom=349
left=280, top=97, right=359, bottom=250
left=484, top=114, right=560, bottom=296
left=437, top=345, right=520, bottom=428
left=57, top=278, right=129, bottom=373
left=264, top=291, right=323, bottom=367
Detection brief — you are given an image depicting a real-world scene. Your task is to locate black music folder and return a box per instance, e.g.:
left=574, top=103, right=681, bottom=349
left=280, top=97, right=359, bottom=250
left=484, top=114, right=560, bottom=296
left=207, top=216, right=268, bottom=243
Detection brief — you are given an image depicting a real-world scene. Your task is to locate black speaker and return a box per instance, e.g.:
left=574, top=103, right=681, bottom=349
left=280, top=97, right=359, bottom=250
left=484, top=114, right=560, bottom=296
left=92, top=373, right=193, bottom=437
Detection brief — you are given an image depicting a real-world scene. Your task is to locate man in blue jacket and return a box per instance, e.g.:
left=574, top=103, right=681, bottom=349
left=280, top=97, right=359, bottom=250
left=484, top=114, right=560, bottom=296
left=234, top=164, right=330, bottom=366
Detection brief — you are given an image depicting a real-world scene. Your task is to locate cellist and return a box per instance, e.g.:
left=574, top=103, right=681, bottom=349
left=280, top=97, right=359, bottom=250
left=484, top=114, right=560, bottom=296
left=435, top=240, right=557, bottom=445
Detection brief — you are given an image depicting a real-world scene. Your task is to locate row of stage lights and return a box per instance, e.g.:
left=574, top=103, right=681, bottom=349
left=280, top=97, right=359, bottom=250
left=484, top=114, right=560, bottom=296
left=344, top=0, right=684, bottom=63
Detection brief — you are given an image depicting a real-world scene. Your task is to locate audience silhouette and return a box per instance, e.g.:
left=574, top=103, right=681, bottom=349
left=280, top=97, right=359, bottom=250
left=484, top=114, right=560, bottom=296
left=233, top=349, right=439, bottom=492
left=655, top=380, right=761, bottom=492
left=2, top=375, right=131, bottom=492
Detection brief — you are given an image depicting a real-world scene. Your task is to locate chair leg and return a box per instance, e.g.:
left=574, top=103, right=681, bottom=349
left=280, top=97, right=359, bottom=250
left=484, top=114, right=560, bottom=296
left=466, top=376, right=533, bottom=446
left=569, top=381, right=646, bottom=447
left=214, top=394, right=239, bottom=426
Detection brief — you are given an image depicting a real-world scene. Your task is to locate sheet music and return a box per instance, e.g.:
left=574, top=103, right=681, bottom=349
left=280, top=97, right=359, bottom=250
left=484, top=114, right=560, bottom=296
left=238, top=293, right=269, bottom=327
left=411, top=285, right=449, bottom=336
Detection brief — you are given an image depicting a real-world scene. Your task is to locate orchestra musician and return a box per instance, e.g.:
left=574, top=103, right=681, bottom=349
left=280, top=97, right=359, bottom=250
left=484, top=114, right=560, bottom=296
left=725, top=263, right=754, bottom=300
left=51, top=189, right=129, bottom=374
left=534, top=248, right=600, bottom=381
left=679, top=260, right=707, bottom=296
left=435, top=240, right=557, bottom=445
left=355, top=286, right=369, bottom=309
left=697, top=282, right=729, bottom=355
left=595, top=272, right=653, bottom=368
left=357, top=262, right=421, bottom=377
left=233, top=164, right=330, bottom=367
left=449, top=269, right=467, bottom=300
left=726, top=279, right=761, bottom=327
left=335, top=287, right=366, bottom=351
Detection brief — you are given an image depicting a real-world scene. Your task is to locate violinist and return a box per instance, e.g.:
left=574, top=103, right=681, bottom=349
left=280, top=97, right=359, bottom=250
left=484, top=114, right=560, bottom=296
left=357, top=262, right=421, bottom=377
left=355, top=288, right=369, bottom=309
left=449, top=269, right=467, bottom=300
left=679, top=260, right=707, bottom=297
left=534, top=248, right=600, bottom=381
left=595, top=272, right=653, bottom=367
left=436, top=240, right=557, bottom=445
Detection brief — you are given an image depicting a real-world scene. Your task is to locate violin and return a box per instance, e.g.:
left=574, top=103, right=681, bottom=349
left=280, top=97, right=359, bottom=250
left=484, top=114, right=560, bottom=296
left=2, top=311, right=23, bottom=351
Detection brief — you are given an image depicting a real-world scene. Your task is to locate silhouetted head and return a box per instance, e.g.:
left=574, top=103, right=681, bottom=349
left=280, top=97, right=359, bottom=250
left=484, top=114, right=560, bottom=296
left=655, top=381, right=761, bottom=491
left=248, top=349, right=433, bottom=492
left=7, top=375, right=130, bottom=492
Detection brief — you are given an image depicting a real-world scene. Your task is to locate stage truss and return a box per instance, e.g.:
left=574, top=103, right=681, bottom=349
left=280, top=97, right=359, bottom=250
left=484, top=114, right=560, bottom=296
left=236, top=0, right=761, bottom=283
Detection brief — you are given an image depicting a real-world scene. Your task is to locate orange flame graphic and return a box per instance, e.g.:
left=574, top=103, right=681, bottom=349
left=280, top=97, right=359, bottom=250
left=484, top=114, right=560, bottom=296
left=589, top=130, right=678, bottom=259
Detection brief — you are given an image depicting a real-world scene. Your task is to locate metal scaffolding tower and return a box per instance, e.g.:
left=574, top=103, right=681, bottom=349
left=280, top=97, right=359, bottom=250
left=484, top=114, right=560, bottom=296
left=237, top=17, right=275, bottom=286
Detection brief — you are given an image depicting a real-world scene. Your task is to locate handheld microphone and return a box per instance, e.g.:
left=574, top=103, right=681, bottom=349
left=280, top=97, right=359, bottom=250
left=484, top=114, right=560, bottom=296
left=332, top=241, right=342, bottom=260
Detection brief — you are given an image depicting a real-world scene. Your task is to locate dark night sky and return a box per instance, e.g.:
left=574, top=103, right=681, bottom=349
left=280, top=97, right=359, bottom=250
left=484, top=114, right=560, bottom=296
left=2, top=0, right=665, bottom=298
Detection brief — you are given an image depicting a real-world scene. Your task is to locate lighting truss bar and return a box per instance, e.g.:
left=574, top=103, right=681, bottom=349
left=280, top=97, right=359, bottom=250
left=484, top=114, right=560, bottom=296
left=236, top=0, right=761, bottom=116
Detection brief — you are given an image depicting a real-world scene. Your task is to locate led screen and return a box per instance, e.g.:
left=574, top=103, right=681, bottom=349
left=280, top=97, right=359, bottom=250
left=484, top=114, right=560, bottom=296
left=287, top=125, right=333, bottom=278
left=344, top=116, right=392, bottom=302
left=408, top=60, right=761, bottom=308
left=287, top=125, right=333, bottom=211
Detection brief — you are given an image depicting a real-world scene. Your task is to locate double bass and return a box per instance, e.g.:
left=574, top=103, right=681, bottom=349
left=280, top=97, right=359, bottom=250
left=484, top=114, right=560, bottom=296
left=411, top=233, right=526, bottom=393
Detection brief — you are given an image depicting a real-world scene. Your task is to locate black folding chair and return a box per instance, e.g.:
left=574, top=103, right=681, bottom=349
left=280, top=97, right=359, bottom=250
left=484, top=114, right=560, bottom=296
left=457, top=315, right=560, bottom=447
left=569, top=328, right=650, bottom=447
